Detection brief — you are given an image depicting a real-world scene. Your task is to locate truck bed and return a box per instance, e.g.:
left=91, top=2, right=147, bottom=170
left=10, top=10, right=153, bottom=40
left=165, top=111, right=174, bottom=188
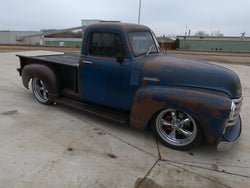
left=18, top=53, right=80, bottom=67
left=17, top=53, right=81, bottom=93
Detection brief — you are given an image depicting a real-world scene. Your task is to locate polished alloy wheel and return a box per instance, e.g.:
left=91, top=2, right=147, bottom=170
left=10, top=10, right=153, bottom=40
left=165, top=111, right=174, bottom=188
left=32, top=77, right=50, bottom=104
left=155, top=109, right=198, bottom=147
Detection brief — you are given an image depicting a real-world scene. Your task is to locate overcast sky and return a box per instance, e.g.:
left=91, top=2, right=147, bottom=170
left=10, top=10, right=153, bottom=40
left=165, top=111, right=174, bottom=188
left=0, top=0, right=249, bottom=37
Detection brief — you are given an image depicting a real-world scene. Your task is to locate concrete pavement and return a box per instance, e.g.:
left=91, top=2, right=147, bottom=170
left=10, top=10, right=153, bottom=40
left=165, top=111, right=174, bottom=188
left=0, top=51, right=249, bottom=187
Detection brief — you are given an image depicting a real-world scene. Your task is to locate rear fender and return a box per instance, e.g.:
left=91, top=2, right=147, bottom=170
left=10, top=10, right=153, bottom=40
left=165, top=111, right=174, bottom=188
left=21, top=64, right=62, bottom=97
left=129, top=86, right=232, bottom=144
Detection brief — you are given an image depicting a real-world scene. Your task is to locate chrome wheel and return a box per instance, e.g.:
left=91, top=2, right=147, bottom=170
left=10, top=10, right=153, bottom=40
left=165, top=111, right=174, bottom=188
left=153, top=109, right=201, bottom=149
left=32, top=77, right=51, bottom=104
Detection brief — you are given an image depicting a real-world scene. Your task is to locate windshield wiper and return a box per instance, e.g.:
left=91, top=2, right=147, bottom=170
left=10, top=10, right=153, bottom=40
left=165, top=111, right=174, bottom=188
left=146, top=44, right=155, bottom=56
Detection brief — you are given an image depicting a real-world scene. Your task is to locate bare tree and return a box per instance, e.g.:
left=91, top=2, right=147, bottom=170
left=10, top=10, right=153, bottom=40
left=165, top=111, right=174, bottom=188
left=211, top=30, right=224, bottom=37
left=195, top=30, right=209, bottom=36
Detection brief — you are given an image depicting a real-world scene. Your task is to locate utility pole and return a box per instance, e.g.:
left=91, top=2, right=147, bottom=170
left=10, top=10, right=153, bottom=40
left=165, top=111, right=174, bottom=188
left=138, top=0, right=142, bottom=24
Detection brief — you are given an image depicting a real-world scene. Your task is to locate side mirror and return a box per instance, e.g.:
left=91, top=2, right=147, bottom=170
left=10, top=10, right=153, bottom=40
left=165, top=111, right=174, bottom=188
left=116, top=53, right=124, bottom=64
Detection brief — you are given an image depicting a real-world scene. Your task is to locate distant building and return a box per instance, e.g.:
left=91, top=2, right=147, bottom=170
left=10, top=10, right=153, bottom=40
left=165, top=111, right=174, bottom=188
left=45, top=38, right=82, bottom=47
left=157, top=36, right=175, bottom=50
left=0, top=30, right=42, bottom=45
left=0, top=20, right=120, bottom=46
left=177, top=36, right=250, bottom=52
left=45, top=20, right=121, bottom=47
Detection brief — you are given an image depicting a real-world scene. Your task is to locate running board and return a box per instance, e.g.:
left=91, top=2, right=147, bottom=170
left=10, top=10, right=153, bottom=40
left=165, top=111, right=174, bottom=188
left=54, top=97, right=129, bottom=124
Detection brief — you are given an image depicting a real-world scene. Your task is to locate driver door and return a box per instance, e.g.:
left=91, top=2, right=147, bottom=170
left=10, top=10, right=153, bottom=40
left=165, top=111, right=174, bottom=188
left=79, top=31, right=132, bottom=111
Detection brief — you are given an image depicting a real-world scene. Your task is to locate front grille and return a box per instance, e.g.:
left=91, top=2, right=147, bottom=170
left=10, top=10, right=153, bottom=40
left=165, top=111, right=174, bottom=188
left=227, top=96, right=243, bottom=127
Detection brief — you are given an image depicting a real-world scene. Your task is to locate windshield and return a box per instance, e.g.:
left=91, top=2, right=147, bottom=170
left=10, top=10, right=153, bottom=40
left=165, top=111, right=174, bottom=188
left=128, top=31, right=159, bottom=56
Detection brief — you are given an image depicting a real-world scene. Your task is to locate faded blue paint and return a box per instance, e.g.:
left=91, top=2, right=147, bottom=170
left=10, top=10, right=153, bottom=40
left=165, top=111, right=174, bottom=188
left=141, top=55, right=242, bottom=99
left=79, top=57, right=132, bottom=111
left=79, top=27, right=133, bottom=111
left=79, top=26, right=148, bottom=111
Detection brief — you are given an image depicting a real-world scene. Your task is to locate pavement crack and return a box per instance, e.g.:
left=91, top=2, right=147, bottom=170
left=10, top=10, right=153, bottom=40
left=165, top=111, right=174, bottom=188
left=135, top=159, right=160, bottom=188
left=53, top=104, right=250, bottom=185
left=104, top=130, right=157, bottom=158
left=166, top=161, right=233, bottom=188
left=163, top=159, right=250, bottom=179
left=155, top=138, right=162, bottom=160
left=55, top=105, right=158, bottom=159
left=168, top=159, right=250, bottom=169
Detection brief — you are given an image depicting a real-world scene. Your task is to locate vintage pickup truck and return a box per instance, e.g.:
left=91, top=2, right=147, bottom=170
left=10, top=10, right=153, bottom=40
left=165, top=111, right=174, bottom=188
left=17, top=23, right=243, bottom=151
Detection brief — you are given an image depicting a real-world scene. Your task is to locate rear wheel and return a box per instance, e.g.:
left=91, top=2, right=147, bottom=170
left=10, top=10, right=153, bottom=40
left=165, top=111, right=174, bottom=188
left=32, top=77, right=53, bottom=105
left=151, top=109, right=203, bottom=150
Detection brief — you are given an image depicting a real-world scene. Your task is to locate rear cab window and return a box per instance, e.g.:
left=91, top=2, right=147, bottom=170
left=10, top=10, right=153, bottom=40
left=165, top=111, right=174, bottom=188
left=89, top=32, right=125, bottom=57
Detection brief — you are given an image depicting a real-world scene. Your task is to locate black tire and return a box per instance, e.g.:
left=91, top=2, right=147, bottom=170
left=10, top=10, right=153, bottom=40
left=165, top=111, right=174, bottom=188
left=151, top=108, right=203, bottom=150
left=32, top=77, right=53, bottom=105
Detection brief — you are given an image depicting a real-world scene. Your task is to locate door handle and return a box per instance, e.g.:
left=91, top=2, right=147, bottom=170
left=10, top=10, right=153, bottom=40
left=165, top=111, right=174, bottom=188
left=82, top=60, right=93, bottom=64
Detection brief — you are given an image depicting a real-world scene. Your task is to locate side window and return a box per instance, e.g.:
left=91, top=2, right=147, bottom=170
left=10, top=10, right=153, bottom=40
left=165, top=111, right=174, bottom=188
left=89, top=32, right=125, bottom=57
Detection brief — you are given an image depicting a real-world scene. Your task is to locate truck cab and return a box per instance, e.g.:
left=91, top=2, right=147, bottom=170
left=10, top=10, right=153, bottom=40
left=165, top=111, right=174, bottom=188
left=79, top=23, right=160, bottom=111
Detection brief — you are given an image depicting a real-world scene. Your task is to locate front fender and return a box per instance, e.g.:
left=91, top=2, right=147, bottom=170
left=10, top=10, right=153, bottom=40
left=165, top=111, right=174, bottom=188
left=21, top=64, right=62, bottom=97
left=129, top=86, right=232, bottom=144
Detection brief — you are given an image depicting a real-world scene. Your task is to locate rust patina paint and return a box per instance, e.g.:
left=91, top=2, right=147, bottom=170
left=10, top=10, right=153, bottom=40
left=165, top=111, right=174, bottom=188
left=130, top=89, right=166, bottom=129
left=143, top=56, right=194, bottom=73
left=130, top=86, right=231, bottom=143
left=87, top=23, right=150, bottom=33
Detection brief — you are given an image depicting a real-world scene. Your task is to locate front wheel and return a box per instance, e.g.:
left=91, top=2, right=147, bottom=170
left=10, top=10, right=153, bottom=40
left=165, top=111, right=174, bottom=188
left=151, top=109, right=203, bottom=150
left=32, top=77, right=53, bottom=105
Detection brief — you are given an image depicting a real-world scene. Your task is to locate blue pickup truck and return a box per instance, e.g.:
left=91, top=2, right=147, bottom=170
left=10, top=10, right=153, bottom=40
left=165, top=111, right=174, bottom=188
left=17, top=23, right=243, bottom=151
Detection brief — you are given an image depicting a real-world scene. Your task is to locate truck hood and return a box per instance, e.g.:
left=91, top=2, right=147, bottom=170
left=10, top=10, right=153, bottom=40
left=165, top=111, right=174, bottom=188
left=141, top=55, right=242, bottom=98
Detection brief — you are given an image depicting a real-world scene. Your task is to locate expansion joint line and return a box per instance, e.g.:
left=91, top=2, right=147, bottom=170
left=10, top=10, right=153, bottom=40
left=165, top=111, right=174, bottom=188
left=55, top=105, right=158, bottom=159
left=164, top=159, right=250, bottom=179
left=136, top=139, right=162, bottom=188
left=135, top=159, right=160, bottom=188
left=166, top=161, right=233, bottom=188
